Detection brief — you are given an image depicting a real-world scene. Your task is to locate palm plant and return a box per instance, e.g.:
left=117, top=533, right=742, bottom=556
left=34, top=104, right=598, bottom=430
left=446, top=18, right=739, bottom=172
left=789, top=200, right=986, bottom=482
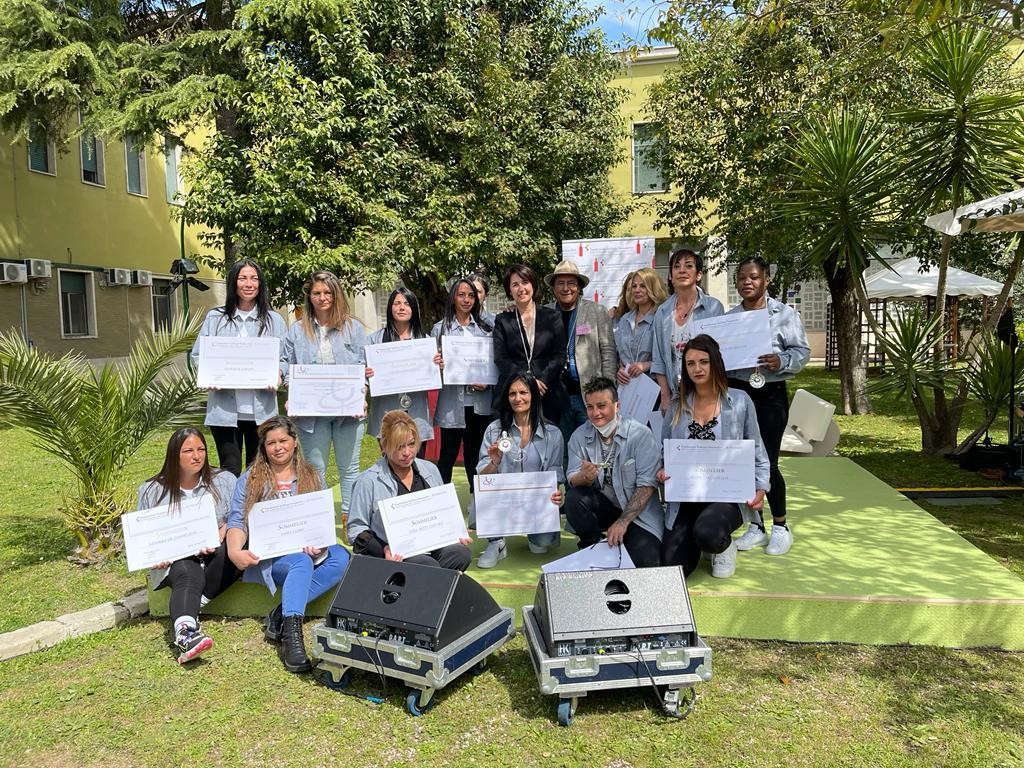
left=956, top=331, right=1024, bottom=454
left=0, top=315, right=203, bottom=563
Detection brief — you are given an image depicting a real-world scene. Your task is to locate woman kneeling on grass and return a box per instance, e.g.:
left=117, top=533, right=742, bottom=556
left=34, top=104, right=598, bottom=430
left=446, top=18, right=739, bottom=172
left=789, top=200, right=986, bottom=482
left=137, top=428, right=239, bottom=664
left=227, top=416, right=350, bottom=673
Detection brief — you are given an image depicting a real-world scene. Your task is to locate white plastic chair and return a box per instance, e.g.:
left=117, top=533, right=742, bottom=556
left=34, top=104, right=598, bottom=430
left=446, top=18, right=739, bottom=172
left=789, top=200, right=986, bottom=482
left=780, top=388, right=840, bottom=456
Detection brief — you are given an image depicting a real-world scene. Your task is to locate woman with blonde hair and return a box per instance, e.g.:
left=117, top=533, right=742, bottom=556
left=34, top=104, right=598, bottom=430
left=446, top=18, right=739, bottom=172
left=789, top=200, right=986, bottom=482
left=614, top=268, right=668, bottom=402
left=227, top=416, right=349, bottom=673
left=282, top=270, right=368, bottom=520
left=609, top=271, right=636, bottom=321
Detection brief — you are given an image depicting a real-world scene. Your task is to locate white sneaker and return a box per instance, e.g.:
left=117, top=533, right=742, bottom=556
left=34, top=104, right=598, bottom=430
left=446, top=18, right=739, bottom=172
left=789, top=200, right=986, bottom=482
left=711, top=540, right=737, bottom=578
left=477, top=539, right=507, bottom=568
left=528, top=541, right=549, bottom=555
left=765, top=525, right=793, bottom=555
left=735, top=524, right=769, bottom=551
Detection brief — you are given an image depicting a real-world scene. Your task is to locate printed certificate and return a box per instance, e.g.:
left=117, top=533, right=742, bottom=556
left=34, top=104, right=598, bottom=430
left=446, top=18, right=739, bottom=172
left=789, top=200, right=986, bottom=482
left=196, top=336, right=281, bottom=389
left=474, top=471, right=559, bottom=537
left=122, top=495, right=220, bottom=572
left=662, top=439, right=755, bottom=503
left=618, top=374, right=660, bottom=426
left=541, top=543, right=636, bottom=573
left=377, top=484, right=467, bottom=558
left=364, top=338, right=442, bottom=396
left=441, top=336, right=499, bottom=386
left=689, top=310, right=772, bottom=371
left=287, top=364, right=366, bottom=417
left=247, top=489, right=337, bottom=560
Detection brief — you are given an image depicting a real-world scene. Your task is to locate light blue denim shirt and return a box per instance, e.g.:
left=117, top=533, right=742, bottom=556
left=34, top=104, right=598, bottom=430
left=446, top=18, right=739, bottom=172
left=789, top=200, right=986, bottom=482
left=724, top=296, right=810, bottom=383
left=650, top=289, right=725, bottom=397
left=661, top=388, right=771, bottom=529
left=567, top=417, right=665, bottom=541
left=281, top=318, right=370, bottom=433
left=476, top=419, right=565, bottom=481
left=190, top=307, right=289, bottom=427
left=432, top=318, right=494, bottom=428
left=614, top=308, right=657, bottom=368
left=365, top=328, right=433, bottom=440
left=226, top=469, right=331, bottom=594
left=347, top=457, right=445, bottom=544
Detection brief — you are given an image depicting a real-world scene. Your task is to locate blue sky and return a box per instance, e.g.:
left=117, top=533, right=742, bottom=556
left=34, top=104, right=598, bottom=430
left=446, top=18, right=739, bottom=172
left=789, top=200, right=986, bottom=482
left=583, top=0, right=665, bottom=48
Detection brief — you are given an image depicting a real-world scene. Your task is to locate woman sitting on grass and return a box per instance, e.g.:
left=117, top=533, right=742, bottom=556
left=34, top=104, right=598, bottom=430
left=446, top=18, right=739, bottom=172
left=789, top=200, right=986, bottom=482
left=227, top=416, right=349, bottom=673
left=136, top=428, right=239, bottom=664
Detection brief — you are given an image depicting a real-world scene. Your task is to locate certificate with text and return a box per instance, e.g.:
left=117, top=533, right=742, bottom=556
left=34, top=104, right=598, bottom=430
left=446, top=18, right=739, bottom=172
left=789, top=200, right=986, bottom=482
left=441, top=335, right=499, bottom=386
left=364, top=338, right=442, bottom=396
left=247, top=489, right=338, bottom=560
left=287, top=364, right=366, bottom=417
left=196, top=336, right=281, bottom=389
left=122, top=495, right=220, bottom=572
left=689, top=310, right=772, bottom=371
left=618, top=374, right=660, bottom=426
left=378, top=484, right=467, bottom=558
left=663, top=439, right=755, bottom=503
left=474, top=471, right=559, bottom=537
left=541, top=543, right=635, bottom=573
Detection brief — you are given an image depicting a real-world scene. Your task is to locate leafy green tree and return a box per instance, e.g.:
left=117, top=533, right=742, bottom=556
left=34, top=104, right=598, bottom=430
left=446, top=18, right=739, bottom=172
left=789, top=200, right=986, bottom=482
left=0, top=317, right=203, bottom=562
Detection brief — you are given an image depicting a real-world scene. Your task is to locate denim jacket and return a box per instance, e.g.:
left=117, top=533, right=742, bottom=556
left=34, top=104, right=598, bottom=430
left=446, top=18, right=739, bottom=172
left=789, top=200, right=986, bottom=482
left=365, top=328, right=433, bottom=440
left=347, top=457, right=445, bottom=545
left=724, top=297, right=810, bottom=383
left=650, top=290, right=725, bottom=397
left=432, top=318, right=493, bottom=428
left=476, top=419, right=565, bottom=481
left=190, top=307, right=288, bottom=427
left=567, top=417, right=665, bottom=541
left=661, top=388, right=771, bottom=529
left=281, top=318, right=370, bottom=433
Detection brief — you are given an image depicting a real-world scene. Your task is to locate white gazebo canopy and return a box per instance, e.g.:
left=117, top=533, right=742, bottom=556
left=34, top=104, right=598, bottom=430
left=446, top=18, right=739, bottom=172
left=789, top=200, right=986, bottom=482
left=864, top=257, right=1003, bottom=300
left=924, top=188, right=1024, bottom=236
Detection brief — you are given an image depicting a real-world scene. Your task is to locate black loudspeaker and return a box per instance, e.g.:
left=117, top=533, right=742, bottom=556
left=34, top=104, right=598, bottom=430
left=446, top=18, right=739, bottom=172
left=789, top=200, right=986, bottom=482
left=326, top=555, right=502, bottom=651
left=532, top=566, right=697, bottom=657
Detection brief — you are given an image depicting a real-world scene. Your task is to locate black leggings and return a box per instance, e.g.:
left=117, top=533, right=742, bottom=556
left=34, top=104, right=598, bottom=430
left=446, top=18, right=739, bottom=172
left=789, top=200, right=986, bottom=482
left=158, top=540, right=241, bottom=623
left=564, top=485, right=662, bottom=568
left=661, top=502, right=743, bottom=577
left=436, top=408, right=493, bottom=490
left=210, top=421, right=260, bottom=478
left=728, top=379, right=788, bottom=521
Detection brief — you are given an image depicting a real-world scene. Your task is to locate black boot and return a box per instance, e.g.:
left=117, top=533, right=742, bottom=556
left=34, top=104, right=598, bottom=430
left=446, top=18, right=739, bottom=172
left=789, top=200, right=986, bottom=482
left=279, top=615, right=311, bottom=673
left=264, top=603, right=284, bottom=644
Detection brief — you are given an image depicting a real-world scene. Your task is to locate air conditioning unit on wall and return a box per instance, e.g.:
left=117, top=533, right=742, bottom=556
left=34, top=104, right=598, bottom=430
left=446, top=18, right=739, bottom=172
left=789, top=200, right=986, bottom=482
left=24, top=259, right=52, bottom=279
left=106, top=268, right=131, bottom=286
left=0, top=262, right=28, bottom=284
left=131, top=270, right=153, bottom=287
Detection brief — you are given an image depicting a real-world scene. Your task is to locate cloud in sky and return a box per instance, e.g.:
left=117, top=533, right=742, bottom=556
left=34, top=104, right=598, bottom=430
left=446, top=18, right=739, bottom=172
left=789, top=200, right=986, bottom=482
left=581, top=0, right=664, bottom=48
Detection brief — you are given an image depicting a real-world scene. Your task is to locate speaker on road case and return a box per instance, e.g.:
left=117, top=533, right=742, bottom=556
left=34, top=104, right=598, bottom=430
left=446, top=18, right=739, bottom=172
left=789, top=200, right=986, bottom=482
left=532, top=566, right=697, bottom=656
left=327, top=555, right=502, bottom=650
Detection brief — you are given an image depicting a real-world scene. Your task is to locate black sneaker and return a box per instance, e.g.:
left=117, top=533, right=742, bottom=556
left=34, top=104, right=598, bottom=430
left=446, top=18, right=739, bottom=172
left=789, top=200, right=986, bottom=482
left=176, top=628, right=213, bottom=664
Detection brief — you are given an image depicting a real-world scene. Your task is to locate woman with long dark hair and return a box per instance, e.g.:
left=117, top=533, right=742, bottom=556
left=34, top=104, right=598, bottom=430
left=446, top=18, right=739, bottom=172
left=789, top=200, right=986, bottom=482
left=136, top=428, right=239, bottom=663
left=474, top=372, right=564, bottom=567
left=433, top=277, right=495, bottom=487
left=226, top=416, right=349, bottom=673
left=725, top=257, right=810, bottom=556
left=657, top=335, right=769, bottom=579
left=191, top=259, right=287, bottom=476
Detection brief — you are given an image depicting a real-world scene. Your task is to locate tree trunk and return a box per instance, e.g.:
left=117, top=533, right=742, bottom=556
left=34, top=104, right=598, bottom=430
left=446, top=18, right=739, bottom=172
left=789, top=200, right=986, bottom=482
left=824, top=255, right=871, bottom=414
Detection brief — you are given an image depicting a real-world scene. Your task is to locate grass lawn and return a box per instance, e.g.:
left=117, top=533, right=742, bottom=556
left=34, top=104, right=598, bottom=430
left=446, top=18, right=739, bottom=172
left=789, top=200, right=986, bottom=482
left=2, top=368, right=1023, bottom=766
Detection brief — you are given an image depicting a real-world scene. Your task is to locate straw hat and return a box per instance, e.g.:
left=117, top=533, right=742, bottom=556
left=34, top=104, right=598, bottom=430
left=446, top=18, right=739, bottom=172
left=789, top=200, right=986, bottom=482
left=544, top=260, right=590, bottom=289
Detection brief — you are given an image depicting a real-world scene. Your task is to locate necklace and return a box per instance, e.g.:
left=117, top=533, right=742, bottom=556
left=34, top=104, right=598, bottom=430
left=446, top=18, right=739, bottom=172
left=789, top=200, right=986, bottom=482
left=675, top=293, right=697, bottom=324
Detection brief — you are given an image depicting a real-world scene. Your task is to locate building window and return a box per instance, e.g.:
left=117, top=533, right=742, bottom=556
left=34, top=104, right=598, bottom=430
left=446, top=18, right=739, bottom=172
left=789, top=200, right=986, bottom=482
left=164, top=136, right=184, bottom=204
left=27, top=123, right=56, bottom=175
left=151, top=278, right=175, bottom=333
left=632, top=122, right=667, bottom=194
left=80, top=132, right=106, bottom=187
left=59, top=270, right=96, bottom=338
left=125, top=134, right=148, bottom=196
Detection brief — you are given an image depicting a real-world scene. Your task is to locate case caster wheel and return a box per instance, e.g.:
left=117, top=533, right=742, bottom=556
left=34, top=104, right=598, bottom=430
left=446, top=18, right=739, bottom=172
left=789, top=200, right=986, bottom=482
left=557, top=698, right=576, bottom=727
left=471, top=658, right=488, bottom=675
left=406, top=689, right=436, bottom=717
left=663, top=688, right=680, bottom=716
left=317, top=668, right=351, bottom=692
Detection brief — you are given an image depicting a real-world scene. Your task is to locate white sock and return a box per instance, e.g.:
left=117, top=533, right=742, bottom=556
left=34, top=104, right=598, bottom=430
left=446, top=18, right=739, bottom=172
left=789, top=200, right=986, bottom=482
left=199, top=595, right=210, bottom=609
left=174, top=616, right=198, bottom=638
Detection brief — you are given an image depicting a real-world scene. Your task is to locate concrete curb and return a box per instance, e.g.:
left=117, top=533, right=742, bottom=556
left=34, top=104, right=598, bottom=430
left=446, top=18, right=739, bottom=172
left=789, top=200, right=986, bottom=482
left=0, top=588, right=150, bottom=662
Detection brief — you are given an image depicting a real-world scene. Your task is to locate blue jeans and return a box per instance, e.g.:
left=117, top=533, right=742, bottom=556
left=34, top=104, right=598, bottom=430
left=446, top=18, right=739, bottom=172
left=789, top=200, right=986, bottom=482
left=299, top=417, right=365, bottom=516
left=270, top=544, right=349, bottom=617
left=559, top=393, right=588, bottom=463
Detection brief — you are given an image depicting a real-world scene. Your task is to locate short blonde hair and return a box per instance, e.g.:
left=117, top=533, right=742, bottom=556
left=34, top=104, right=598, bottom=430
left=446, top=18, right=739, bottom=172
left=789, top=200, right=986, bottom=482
left=379, top=410, right=421, bottom=456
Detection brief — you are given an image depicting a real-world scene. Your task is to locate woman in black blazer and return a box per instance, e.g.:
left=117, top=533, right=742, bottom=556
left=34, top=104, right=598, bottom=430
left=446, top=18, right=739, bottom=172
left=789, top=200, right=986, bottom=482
left=492, top=264, right=567, bottom=424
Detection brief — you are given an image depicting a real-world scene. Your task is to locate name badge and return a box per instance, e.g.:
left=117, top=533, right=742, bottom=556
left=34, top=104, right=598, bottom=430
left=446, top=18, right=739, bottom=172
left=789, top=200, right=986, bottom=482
left=576, top=323, right=592, bottom=335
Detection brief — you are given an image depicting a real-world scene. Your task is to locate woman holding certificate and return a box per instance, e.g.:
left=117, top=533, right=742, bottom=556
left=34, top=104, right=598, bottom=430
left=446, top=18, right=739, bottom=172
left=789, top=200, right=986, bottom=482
left=348, top=411, right=473, bottom=571
left=137, top=428, right=239, bottom=664
left=614, top=268, right=668, bottom=391
left=433, top=278, right=494, bottom=488
left=226, top=416, right=349, bottom=673
left=365, top=287, right=440, bottom=448
left=725, top=257, right=810, bottom=556
left=474, top=372, right=564, bottom=567
left=650, top=249, right=724, bottom=410
left=657, top=335, right=770, bottom=579
left=492, top=264, right=566, bottom=425
left=282, top=271, right=369, bottom=522
left=191, top=259, right=287, bottom=477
